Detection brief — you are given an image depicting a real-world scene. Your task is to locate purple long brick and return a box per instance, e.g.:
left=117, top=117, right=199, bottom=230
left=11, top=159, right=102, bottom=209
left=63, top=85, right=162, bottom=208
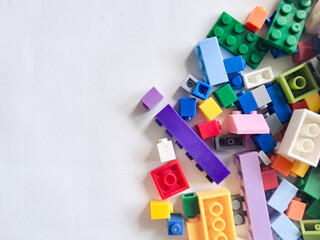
left=155, top=104, right=230, bottom=184
left=234, top=151, right=272, bottom=240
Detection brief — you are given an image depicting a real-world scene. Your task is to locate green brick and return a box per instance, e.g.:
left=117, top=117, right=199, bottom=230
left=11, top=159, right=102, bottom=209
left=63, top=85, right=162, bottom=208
left=207, top=11, right=269, bottom=69
left=306, top=199, right=320, bottom=219
left=296, top=166, right=320, bottom=200
left=181, top=192, right=200, bottom=218
left=300, top=220, right=320, bottom=240
left=275, top=63, right=319, bottom=103
left=265, top=0, right=313, bottom=54
left=213, top=84, right=238, bottom=108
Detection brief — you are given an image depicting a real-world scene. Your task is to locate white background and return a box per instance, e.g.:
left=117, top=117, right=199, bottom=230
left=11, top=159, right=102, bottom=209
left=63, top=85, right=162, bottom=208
left=0, top=0, right=300, bottom=239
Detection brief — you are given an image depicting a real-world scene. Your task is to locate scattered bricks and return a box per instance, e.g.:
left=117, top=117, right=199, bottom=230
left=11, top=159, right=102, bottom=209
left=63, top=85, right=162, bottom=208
left=207, top=11, right=269, bottom=69
left=265, top=10, right=276, bottom=27
left=150, top=160, right=190, bottom=199
left=258, top=150, right=271, bottom=165
left=215, top=134, right=245, bottom=150
left=251, top=85, right=271, bottom=108
left=261, top=169, right=278, bottom=191
left=264, top=0, right=313, bottom=54
left=181, top=74, right=198, bottom=94
left=290, top=160, right=310, bottom=178
left=196, top=120, right=221, bottom=140
left=192, top=81, right=212, bottom=100
left=270, top=154, right=294, bottom=176
left=228, top=72, right=244, bottom=89
left=292, top=41, right=315, bottom=64
left=235, top=90, right=259, bottom=114
left=268, top=179, right=298, bottom=213
left=179, top=98, right=196, bottom=120
left=157, top=138, right=176, bottom=163
left=251, top=134, right=276, bottom=153
left=270, top=212, right=301, bottom=240
left=198, top=97, right=222, bottom=121
left=168, top=214, right=184, bottom=236
left=195, top=37, right=229, bottom=86
left=245, top=6, right=269, bottom=32
left=285, top=197, right=306, bottom=221
left=304, top=91, right=320, bottom=112
left=265, top=113, right=284, bottom=136
left=181, top=192, right=200, bottom=218
left=140, top=87, right=163, bottom=110
left=289, top=100, right=308, bottom=112
left=243, top=66, right=274, bottom=89
left=228, top=111, right=269, bottom=134
left=212, top=84, right=238, bottom=108
left=268, top=103, right=293, bottom=123
left=223, top=56, right=246, bottom=75
left=231, top=194, right=245, bottom=225
left=150, top=199, right=173, bottom=220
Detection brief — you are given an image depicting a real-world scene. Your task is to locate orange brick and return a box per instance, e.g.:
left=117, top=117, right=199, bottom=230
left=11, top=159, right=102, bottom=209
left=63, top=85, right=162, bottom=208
left=285, top=198, right=306, bottom=221
left=270, top=154, right=294, bottom=176
left=245, top=6, right=269, bottom=32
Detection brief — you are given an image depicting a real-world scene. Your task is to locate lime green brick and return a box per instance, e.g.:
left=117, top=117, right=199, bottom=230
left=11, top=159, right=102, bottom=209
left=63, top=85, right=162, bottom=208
left=213, top=84, right=238, bottom=108
left=265, top=0, right=313, bottom=54
left=181, top=192, right=200, bottom=218
left=207, top=11, right=269, bottom=69
left=300, top=220, right=320, bottom=240
left=275, top=63, right=319, bottom=103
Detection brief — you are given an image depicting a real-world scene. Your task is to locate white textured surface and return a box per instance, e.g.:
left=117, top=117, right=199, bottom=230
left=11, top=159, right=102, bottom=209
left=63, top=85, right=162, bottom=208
left=0, top=0, right=294, bottom=239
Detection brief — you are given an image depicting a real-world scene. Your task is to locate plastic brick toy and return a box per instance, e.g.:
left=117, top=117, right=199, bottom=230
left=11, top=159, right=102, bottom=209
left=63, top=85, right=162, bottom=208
left=277, top=109, right=320, bottom=167
left=264, top=0, right=313, bottom=54
left=198, top=97, right=222, bottom=121
left=186, top=216, right=204, bottom=240
left=243, top=66, right=274, bottom=89
left=251, top=85, right=271, bottom=108
left=304, top=91, right=320, bottom=112
left=228, top=111, right=269, bottom=134
left=270, top=46, right=298, bottom=59
left=192, top=81, right=212, bottom=100
left=235, top=90, right=259, bottom=114
left=223, top=56, right=246, bottom=75
left=290, top=160, right=309, bottom=178
left=181, top=192, right=200, bottom=218
left=195, top=37, right=228, bottom=86
left=212, top=84, right=238, bottom=109
left=261, top=168, right=278, bottom=191
left=265, top=10, right=276, bottom=27
left=230, top=194, right=245, bottom=225
left=214, top=134, right=245, bottom=150
left=157, top=138, right=176, bottom=163
left=270, top=154, right=294, bottom=176
left=228, top=72, right=244, bottom=89
left=300, top=220, right=320, bottom=240
left=285, top=197, right=306, bottom=221
left=150, top=160, right=190, bottom=199
left=305, top=0, right=320, bottom=34
left=265, top=113, right=284, bottom=136
left=244, top=6, right=269, bottom=32
left=140, top=87, right=163, bottom=110
left=197, top=187, right=237, bottom=240
left=251, top=133, right=276, bottom=153
left=258, top=150, right=271, bottom=165
left=234, top=151, right=273, bottom=240
left=307, top=54, right=320, bottom=86
left=289, top=100, right=308, bottom=111
left=305, top=199, right=320, bottom=219
left=155, top=104, right=230, bottom=184
left=267, top=179, right=298, bottom=212
left=168, top=214, right=184, bottom=236
left=296, top=166, right=320, bottom=200
left=181, top=74, right=198, bottom=94
left=179, top=97, right=196, bottom=120
left=207, top=11, right=270, bottom=69
left=268, top=103, right=293, bottom=123
left=275, top=63, right=319, bottom=104
left=150, top=199, right=173, bottom=220
left=196, top=120, right=221, bottom=140
left=270, top=212, right=301, bottom=240
left=292, top=41, right=315, bottom=64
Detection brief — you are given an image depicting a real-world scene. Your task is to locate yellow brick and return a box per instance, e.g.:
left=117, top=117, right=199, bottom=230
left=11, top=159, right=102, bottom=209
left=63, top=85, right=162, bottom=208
left=186, top=216, right=205, bottom=240
left=198, top=97, right=222, bottom=121
left=150, top=199, right=173, bottom=220
left=197, top=188, right=237, bottom=240
left=304, top=92, right=320, bottom=112
left=290, top=160, right=310, bottom=178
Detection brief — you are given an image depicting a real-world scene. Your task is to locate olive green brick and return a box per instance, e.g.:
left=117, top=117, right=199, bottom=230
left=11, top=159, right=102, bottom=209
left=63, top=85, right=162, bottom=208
left=300, top=220, right=320, bottom=240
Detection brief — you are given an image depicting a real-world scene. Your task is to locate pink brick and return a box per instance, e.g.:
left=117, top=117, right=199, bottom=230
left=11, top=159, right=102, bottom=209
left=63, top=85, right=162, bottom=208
left=228, top=111, right=269, bottom=134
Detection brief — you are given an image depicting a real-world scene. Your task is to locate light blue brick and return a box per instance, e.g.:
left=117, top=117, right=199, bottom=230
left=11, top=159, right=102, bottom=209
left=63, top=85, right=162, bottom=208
left=267, top=179, right=298, bottom=212
left=270, top=212, right=301, bottom=240
left=195, top=37, right=228, bottom=86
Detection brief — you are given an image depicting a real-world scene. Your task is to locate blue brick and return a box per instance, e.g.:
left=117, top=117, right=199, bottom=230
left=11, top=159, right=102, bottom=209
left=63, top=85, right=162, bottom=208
left=235, top=91, right=258, bottom=114
left=168, top=214, right=184, bottom=236
left=265, top=10, right=276, bottom=27
left=270, top=212, right=301, bottom=240
left=179, top=98, right=196, bottom=120
left=268, top=104, right=292, bottom=123
left=228, top=73, right=244, bottom=90
left=266, top=83, right=288, bottom=105
left=270, top=47, right=298, bottom=59
left=311, top=36, right=320, bottom=55
left=268, top=179, right=298, bottom=212
left=195, top=37, right=228, bottom=86
left=223, top=56, right=246, bottom=75
left=251, top=134, right=276, bottom=153
left=192, top=81, right=212, bottom=100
